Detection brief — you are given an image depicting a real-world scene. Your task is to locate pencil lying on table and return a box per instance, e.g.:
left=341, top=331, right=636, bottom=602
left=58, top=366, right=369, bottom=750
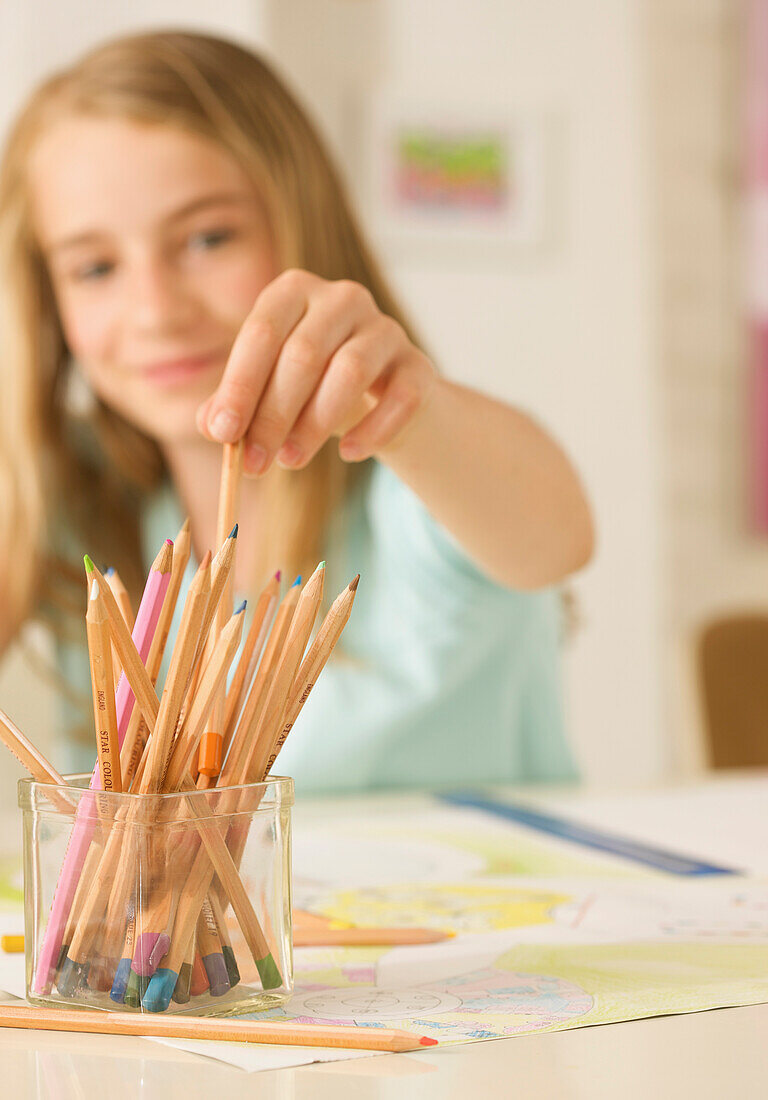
left=0, top=1005, right=438, bottom=1051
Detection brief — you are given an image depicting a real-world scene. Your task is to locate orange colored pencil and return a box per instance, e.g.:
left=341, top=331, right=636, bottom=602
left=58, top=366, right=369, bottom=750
left=0, top=1004, right=438, bottom=1051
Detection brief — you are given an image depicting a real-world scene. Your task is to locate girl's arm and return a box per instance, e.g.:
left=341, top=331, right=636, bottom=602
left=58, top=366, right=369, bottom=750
left=197, top=269, right=594, bottom=589
left=374, top=379, right=593, bottom=589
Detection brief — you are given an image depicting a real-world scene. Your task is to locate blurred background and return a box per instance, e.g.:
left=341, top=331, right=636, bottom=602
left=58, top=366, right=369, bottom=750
left=0, top=0, right=761, bottom=803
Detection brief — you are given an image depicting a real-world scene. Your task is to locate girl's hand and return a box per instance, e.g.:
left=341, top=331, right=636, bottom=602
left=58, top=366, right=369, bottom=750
left=196, top=269, right=437, bottom=476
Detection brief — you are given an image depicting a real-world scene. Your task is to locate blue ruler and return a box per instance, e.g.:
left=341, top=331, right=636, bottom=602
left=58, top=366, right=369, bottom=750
left=439, top=790, right=739, bottom=876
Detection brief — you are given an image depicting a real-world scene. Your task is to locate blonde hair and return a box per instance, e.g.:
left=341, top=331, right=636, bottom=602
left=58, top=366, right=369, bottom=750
left=0, top=30, right=418, bottom=651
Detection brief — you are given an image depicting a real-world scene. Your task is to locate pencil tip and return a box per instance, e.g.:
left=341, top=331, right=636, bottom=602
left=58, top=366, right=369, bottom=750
left=419, top=1036, right=438, bottom=1046
left=181, top=517, right=191, bottom=532
left=319, top=560, right=326, bottom=569
left=235, top=599, right=247, bottom=614
left=201, top=550, right=212, bottom=567
left=229, top=523, right=238, bottom=539
left=349, top=574, right=360, bottom=592
left=104, top=566, right=114, bottom=577
left=165, top=538, right=173, bottom=546
left=291, top=575, right=302, bottom=587
left=274, top=569, right=281, bottom=582
left=84, top=554, right=94, bottom=573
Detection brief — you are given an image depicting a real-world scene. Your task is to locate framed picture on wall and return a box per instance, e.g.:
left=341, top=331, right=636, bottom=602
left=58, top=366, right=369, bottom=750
left=367, top=102, right=549, bottom=251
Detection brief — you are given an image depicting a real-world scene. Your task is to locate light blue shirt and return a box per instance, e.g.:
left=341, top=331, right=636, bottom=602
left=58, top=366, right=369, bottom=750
left=137, top=463, right=577, bottom=795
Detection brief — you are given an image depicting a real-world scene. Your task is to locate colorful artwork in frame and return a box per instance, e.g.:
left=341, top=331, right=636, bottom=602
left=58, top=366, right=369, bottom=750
left=370, top=106, right=548, bottom=249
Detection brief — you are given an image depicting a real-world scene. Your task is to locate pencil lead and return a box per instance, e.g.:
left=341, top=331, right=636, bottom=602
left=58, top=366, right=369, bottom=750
left=229, top=523, right=238, bottom=539
left=84, top=554, right=95, bottom=574
left=104, top=566, right=115, bottom=578
left=142, top=967, right=178, bottom=1013
left=201, top=951, right=231, bottom=997
left=200, top=549, right=212, bottom=568
left=222, top=945, right=240, bottom=987
left=110, top=958, right=132, bottom=1003
left=255, top=951, right=282, bottom=990
left=165, top=538, right=174, bottom=546
left=274, top=569, right=281, bottom=582
left=349, top=574, right=360, bottom=592
left=319, top=560, right=326, bottom=569
left=171, top=961, right=192, bottom=1004
left=234, top=600, right=247, bottom=615
left=291, top=575, right=302, bottom=587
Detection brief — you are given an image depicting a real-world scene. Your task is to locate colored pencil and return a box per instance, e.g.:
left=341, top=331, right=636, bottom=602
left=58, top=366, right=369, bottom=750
left=242, top=562, right=325, bottom=784
left=221, top=570, right=280, bottom=750
left=217, top=576, right=300, bottom=789
left=104, top=566, right=134, bottom=690
left=139, top=552, right=211, bottom=795
left=0, top=1005, right=438, bottom=1050
left=164, top=602, right=246, bottom=792
left=86, top=558, right=163, bottom=737
left=293, top=927, right=452, bottom=946
left=196, top=896, right=230, bottom=996
left=86, top=580, right=122, bottom=795
left=266, top=574, right=360, bottom=777
left=121, top=520, right=191, bottom=788
left=209, top=889, right=240, bottom=987
left=32, top=541, right=172, bottom=995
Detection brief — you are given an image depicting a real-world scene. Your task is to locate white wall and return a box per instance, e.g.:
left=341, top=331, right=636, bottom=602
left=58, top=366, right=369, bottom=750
left=271, top=0, right=665, bottom=785
left=0, top=0, right=665, bottom=793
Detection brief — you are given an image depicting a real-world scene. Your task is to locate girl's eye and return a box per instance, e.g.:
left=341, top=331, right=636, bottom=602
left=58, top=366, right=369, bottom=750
left=73, top=260, right=114, bottom=282
left=188, top=228, right=234, bottom=251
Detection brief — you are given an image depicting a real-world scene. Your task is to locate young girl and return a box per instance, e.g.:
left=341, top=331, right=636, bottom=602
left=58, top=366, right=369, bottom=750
left=0, top=31, right=593, bottom=793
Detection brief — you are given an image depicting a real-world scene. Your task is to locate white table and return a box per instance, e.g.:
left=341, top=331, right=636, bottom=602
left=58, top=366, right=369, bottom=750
left=2, top=772, right=767, bottom=1098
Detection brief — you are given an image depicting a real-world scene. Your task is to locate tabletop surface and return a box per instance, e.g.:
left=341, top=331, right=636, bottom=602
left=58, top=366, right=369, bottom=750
left=2, top=771, right=767, bottom=1098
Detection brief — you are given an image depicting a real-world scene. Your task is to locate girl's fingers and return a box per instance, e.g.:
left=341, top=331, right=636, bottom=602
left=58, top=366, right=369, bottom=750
left=199, top=271, right=310, bottom=444
left=275, top=317, right=404, bottom=470
left=338, top=357, right=434, bottom=462
left=243, top=282, right=374, bottom=476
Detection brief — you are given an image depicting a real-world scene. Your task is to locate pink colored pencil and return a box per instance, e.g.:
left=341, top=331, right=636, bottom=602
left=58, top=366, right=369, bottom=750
left=32, top=542, right=173, bottom=995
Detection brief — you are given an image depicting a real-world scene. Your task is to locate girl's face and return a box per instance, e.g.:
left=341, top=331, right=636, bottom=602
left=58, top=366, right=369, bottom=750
left=29, top=115, right=279, bottom=444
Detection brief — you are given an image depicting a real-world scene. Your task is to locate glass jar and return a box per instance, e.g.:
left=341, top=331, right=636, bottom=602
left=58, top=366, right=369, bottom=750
left=19, top=773, right=293, bottom=1016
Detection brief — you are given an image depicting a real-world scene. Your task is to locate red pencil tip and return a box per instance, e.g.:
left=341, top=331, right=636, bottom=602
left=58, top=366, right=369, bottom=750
left=165, top=539, right=173, bottom=546
left=274, top=570, right=281, bottom=582
left=419, top=1036, right=438, bottom=1046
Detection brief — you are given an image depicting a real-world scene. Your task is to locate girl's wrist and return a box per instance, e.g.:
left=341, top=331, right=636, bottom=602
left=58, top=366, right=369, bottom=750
left=368, top=373, right=445, bottom=472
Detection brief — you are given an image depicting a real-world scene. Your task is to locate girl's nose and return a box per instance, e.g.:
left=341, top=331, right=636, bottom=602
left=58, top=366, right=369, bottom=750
left=125, top=256, right=197, bottom=335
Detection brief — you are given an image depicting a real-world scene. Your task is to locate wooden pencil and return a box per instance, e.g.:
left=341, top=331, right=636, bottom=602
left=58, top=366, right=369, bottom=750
left=86, top=559, right=161, bottom=739
left=186, top=529, right=239, bottom=694
left=163, top=604, right=246, bottom=792
left=33, top=543, right=173, bottom=997
left=265, top=574, right=360, bottom=778
left=0, top=708, right=73, bottom=815
left=195, top=895, right=230, bottom=996
left=190, top=456, right=242, bottom=786
left=214, top=440, right=243, bottom=632
left=221, top=570, right=280, bottom=749
left=241, top=561, right=325, bottom=784
left=0, top=1004, right=438, bottom=1050
left=139, top=552, right=212, bottom=795
left=104, top=567, right=134, bottom=690
left=209, top=889, right=239, bottom=987
left=216, top=576, right=300, bottom=789
left=121, top=520, right=191, bottom=788
left=86, top=581, right=122, bottom=795
left=293, top=927, right=452, bottom=947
